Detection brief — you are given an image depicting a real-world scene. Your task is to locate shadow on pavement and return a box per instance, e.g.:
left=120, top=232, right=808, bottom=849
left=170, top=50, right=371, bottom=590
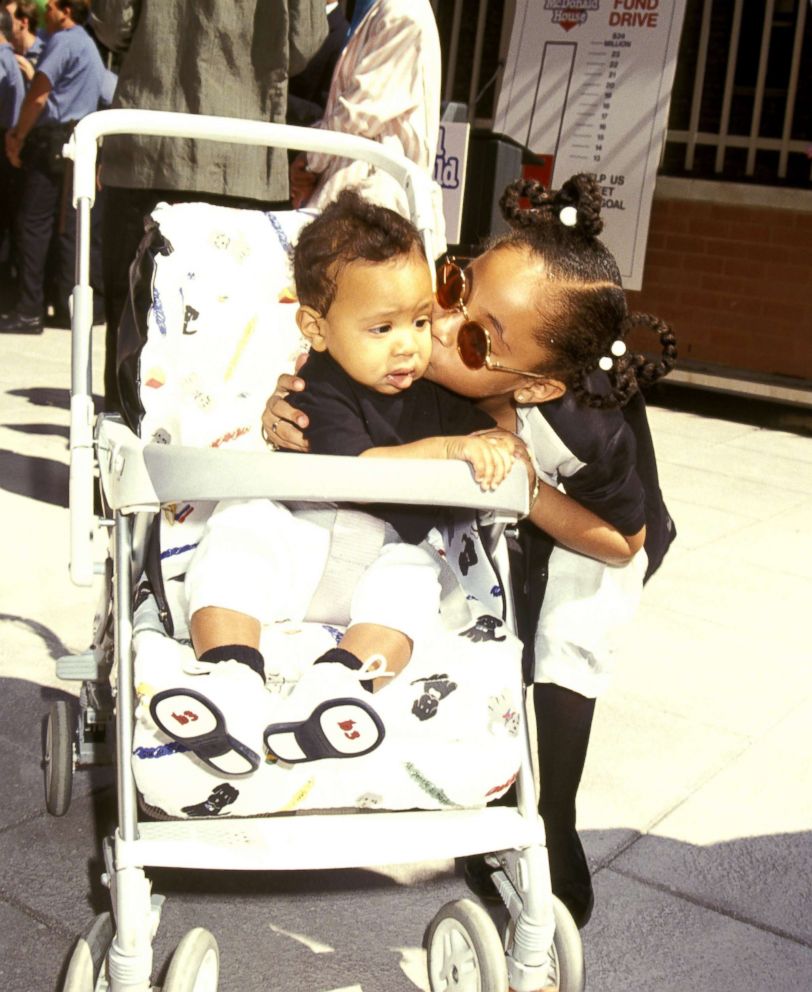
left=6, top=386, right=103, bottom=411
left=585, top=826, right=812, bottom=949
left=0, top=613, right=73, bottom=661
left=5, top=422, right=70, bottom=441
left=0, top=447, right=68, bottom=506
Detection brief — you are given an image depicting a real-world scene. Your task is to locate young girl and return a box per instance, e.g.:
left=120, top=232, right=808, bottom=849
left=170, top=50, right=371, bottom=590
left=266, top=173, right=677, bottom=929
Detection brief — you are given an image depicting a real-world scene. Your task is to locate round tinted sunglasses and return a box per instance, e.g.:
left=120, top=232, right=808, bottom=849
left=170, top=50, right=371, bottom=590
left=436, top=258, right=548, bottom=380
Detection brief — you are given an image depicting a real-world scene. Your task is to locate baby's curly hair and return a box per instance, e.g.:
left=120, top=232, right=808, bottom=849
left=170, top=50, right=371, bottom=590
left=496, top=174, right=677, bottom=408
left=293, top=189, right=426, bottom=315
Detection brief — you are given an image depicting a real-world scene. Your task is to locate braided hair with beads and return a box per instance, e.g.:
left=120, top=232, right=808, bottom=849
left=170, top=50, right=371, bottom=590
left=496, top=175, right=677, bottom=409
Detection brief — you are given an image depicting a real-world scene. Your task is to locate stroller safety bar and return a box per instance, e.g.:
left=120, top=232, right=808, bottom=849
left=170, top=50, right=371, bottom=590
left=97, top=419, right=529, bottom=517
left=66, top=110, right=439, bottom=585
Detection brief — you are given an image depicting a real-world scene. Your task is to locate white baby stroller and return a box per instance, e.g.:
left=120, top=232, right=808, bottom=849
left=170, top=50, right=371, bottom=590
left=48, top=110, right=585, bottom=992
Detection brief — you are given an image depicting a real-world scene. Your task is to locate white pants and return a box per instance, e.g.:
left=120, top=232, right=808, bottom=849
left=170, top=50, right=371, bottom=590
left=533, top=545, right=648, bottom=698
left=184, top=499, right=443, bottom=645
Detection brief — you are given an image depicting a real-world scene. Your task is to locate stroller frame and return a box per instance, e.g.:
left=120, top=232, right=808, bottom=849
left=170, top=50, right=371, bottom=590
left=56, top=110, right=584, bottom=992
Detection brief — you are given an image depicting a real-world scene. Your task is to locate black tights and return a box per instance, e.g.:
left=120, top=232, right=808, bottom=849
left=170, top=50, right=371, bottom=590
left=534, top=682, right=596, bottom=925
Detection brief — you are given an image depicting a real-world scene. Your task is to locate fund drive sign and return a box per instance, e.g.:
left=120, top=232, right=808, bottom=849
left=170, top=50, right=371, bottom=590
left=494, top=0, right=687, bottom=289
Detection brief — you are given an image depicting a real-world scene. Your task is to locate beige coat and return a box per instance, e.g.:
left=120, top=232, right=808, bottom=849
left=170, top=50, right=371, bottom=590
left=91, top=0, right=327, bottom=202
left=306, top=0, right=446, bottom=255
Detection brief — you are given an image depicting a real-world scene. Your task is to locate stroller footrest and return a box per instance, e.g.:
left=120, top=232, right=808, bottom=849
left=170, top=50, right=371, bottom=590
left=117, top=807, right=545, bottom=872
left=56, top=652, right=106, bottom=681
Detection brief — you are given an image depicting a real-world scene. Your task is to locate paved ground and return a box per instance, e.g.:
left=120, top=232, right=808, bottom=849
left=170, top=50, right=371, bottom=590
left=1, top=323, right=811, bottom=991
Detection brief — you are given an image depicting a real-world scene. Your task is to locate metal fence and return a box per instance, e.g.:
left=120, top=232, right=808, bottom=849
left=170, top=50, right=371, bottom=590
left=433, top=0, right=812, bottom=188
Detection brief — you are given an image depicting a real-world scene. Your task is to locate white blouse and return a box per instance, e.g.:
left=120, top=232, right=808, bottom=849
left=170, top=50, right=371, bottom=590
left=306, top=0, right=447, bottom=257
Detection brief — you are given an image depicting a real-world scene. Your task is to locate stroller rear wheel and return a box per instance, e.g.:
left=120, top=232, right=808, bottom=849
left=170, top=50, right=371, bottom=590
left=62, top=912, right=113, bottom=991
left=45, top=700, right=74, bottom=816
left=163, top=927, right=220, bottom=992
left=427, top=898, right=508, bottom=991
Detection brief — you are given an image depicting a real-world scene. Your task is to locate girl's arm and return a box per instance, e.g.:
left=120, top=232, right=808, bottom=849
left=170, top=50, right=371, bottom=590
left=529, top=481, right=646, bottom=566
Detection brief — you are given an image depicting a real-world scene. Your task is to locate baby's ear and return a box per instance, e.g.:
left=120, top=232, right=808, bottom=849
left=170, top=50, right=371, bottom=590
left=296, top=306, right=328, bottom=351
left=513, top=378, right=566, bottom=406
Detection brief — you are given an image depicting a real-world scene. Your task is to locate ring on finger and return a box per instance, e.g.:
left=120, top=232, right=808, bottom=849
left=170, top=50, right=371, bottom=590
left=261, top=424, right=279, bottom=450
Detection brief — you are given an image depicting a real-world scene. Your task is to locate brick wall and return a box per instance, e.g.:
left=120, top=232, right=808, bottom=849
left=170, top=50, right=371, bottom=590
left=626, top=180, right=812, bottom=383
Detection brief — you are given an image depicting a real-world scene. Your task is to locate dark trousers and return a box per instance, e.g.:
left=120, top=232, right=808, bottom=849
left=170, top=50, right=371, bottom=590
left=0, top=140, right=21, bottom=300
left=534, top=682, right=596, bottom=924
left=102, top=186, right=289, bottom=412
left=15, top=160, right=104, bottom=319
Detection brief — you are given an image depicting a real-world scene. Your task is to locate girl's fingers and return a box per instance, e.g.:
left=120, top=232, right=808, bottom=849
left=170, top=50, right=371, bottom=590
left=471, top=447, right=494, bottom=491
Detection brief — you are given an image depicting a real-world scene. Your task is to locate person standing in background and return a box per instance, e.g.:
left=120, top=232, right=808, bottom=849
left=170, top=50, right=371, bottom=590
left=289, top=0, right=447, bottom=259
left=8, top=1, right=45, bottom=81
left=89, top=0, right=328, bottom=413
left=0, top=0, right=106, bottom=336
left=287, top=1, right=349, bottom=127
left=0, top=6, right=23, bottom=302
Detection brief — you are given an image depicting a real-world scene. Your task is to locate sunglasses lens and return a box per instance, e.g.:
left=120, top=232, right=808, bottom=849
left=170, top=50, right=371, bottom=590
left=458, top=322, right=488, bottom=370
left=436, top=261, right=465, bottom=310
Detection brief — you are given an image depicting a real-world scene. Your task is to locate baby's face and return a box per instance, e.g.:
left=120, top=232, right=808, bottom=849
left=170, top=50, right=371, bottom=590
left=319, top=248, right=434, bottom=395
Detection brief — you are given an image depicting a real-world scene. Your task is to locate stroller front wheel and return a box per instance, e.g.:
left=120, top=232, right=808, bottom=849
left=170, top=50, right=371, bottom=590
left=163, top=927, right=220, bottom=992
left=427, top=898, right=508, bottom=991
left=501, top=894, right=585, bottom=992
left=543, top=896, right=585, bottom=992
left=45, top=700, right=74, bottom=816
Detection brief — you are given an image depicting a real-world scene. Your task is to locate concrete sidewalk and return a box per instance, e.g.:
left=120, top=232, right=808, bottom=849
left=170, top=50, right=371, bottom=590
left=1, top=324, right=811, bottom=991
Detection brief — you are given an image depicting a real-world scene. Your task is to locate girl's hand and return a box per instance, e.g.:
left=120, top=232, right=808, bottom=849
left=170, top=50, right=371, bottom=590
left=262, top=368, right=310, bottom=452
left=445, top=432, right=517, bottom=490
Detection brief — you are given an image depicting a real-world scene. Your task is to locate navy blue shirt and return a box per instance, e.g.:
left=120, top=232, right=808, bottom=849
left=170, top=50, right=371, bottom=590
left=289, top=349, right=494, bottom=542
left=36, top=25, right=106, bottom=125
left=0, top=42, right=24, bottom=129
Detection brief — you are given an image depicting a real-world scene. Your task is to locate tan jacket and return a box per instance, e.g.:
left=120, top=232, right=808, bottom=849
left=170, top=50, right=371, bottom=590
left=306, top=0, right=446, bottom=256
left=91, top=0, right=327, bottom=202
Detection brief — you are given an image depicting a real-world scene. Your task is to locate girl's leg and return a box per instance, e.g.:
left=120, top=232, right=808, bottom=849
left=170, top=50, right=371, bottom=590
left=533, top=682, right=595, bottom=928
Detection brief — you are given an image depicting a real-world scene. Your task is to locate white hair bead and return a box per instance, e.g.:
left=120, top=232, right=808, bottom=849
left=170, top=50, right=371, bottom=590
left=559, top=206, right=578, bottom=227
left=598, top=356, right=613, bottom=371
left=611, top=339, right=627, bottom=357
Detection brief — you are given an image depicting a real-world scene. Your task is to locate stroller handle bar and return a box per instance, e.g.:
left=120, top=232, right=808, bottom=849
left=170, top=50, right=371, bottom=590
left=64, top=109, right=437, bottom=251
